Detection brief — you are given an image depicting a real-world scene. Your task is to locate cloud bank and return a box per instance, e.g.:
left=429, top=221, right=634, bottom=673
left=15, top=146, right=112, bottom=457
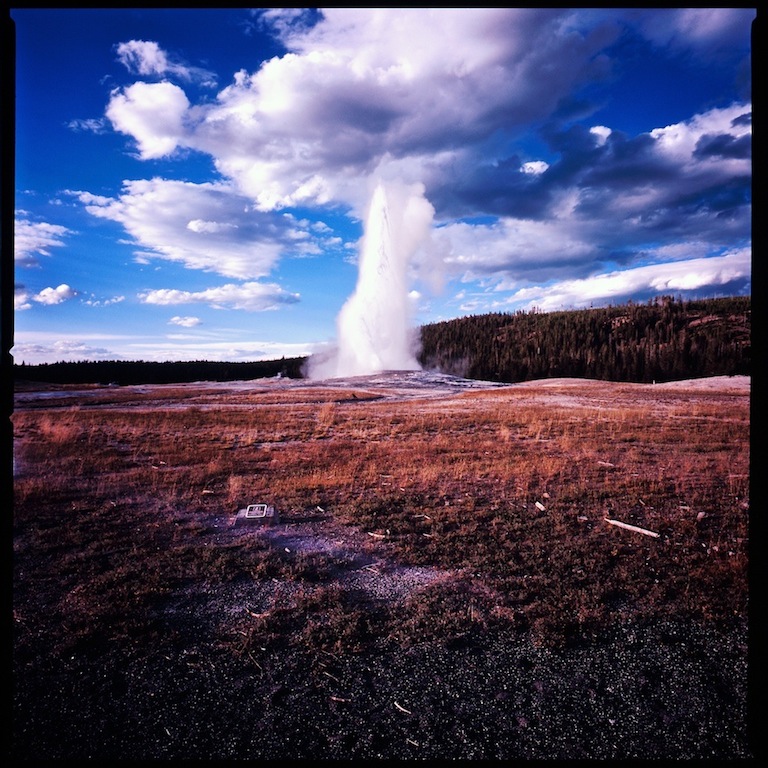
left=96, top=8, right=751, bottom=306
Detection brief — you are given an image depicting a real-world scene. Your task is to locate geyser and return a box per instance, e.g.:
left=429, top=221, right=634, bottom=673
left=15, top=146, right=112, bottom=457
left=308, top=180, right=435, bottom=379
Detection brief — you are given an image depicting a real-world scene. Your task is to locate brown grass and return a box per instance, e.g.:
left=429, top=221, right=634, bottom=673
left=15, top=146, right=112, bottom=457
left=13, top=377, right=749, bottom=658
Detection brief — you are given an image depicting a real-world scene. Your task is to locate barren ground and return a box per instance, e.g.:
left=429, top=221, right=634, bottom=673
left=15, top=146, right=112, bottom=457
left=11, top=372, right=756, bottom=761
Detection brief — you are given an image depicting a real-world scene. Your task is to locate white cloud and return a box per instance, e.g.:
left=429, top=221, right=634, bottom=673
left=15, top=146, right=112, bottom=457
left=440, top=100, right=751, bottom=285
left=14, top=218, right=72, bottom=266
left=589, top=125, right=611, bottom=146
left=169, top=315, right=202, bottom=327
left=120, top=338, right=318, bottom=364
left=186, top=219, right=238, bottom=234
left=33, top=284, right=77, bottom=305
left=139, top=281, right=300, bottom=311
left=108, top=9, right=627, bottom=212
left=650, top=102, right=751, bottom=166
left=14, top=287, right=32, bottom=311
left=116, top=40, right=217, bottom=86
left=106, top=81, right=191, bottom=159
left=443, top=216, right=595, bottom=279
left=75, top=179, right=302, bottom=279
left=95, top=12, right=751, bottom=301
left=116, top=40, right=171, bottom=76
left=503, top=249, right=751, bottom=312
left=521, top=161, right=549, bottom=175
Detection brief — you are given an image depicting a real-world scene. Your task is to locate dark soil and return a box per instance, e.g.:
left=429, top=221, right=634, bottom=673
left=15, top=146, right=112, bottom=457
left=12, top=613, right=751, bottom=761
left=12, top=512, right=755, bottom=761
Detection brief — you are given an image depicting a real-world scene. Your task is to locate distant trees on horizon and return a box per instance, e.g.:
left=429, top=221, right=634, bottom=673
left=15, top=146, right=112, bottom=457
left=13, top=356, right=306, bottom=386
left=14, top=296, right=750, bottom=386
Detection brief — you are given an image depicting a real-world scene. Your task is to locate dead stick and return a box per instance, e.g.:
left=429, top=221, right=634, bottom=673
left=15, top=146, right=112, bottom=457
left=605, top=518, right=660, bottom=538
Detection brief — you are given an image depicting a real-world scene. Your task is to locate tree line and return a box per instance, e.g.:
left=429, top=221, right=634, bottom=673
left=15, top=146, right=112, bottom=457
left=13, top=357, right=307, bottom=386
left=417, top=295, right=750, bottom=384
left=13, top=296, right=750, bottom=386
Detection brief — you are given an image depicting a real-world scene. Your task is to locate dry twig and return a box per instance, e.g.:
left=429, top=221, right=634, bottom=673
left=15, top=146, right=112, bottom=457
left=605, top=518, right=660, bottom=538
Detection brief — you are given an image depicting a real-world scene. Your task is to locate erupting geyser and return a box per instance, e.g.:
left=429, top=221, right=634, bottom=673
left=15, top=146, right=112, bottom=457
left=308, top=180, right=435, bottom=379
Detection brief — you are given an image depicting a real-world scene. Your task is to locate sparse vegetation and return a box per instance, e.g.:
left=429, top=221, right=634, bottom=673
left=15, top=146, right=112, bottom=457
left=12, top=374, right=750, bottom=759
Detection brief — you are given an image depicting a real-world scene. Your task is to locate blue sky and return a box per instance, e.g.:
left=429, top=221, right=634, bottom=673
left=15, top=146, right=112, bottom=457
left=11, top=7, right=754, bottom=366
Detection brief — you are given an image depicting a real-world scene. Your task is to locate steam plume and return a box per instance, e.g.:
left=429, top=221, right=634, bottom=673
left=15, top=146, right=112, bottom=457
left=308, top=180, right=435, bottom=379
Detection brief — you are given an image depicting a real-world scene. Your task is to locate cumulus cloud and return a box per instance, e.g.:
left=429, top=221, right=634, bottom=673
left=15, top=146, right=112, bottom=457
left=186, top=219, right=237, bottom=234
left=432, top=100, right=751, bottom=288
left=74, top=178, right=329, bottom=279
left=139, top=282, right=300, bottom=311
left=33, top=284, right=77, bottom=305
left=106, top=81, right=191, bottom=159
left=99, top=9, right=752, bottom=228
left=16, top=284, right=78, bottom=310
left=82, top=8, right=751, bottom=329
left=102, top=9, right=625, bottom=212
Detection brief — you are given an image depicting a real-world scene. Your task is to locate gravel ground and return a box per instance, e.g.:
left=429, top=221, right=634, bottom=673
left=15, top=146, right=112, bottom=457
left=13, top=513, right=755, bottom=761
left=12, top=506, right=758, bottom=761
left=12, top=617, right=751, bottom=761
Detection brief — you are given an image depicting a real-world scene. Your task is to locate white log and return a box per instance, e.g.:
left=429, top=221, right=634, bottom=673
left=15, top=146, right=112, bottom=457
left=605, top=518, right=660, bottom=538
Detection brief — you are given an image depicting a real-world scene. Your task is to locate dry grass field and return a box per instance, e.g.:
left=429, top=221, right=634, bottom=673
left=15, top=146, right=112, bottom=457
left=11, top=371, right=753, bottom=760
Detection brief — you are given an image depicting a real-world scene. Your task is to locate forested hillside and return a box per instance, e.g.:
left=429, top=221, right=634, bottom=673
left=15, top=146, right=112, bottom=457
left=418, top=296, right=750, bottom=384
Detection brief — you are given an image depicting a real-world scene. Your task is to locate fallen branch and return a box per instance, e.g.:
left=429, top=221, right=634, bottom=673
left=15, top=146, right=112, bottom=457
left=535, top=501, right=547, bottom=511
left=605, top=518, right=660, bottom=538
left=394, top=701, right=412, bottom=715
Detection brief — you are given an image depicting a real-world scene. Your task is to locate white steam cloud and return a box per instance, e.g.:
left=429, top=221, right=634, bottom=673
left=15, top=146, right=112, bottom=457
left=308, top=180, right=435, bottom=379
